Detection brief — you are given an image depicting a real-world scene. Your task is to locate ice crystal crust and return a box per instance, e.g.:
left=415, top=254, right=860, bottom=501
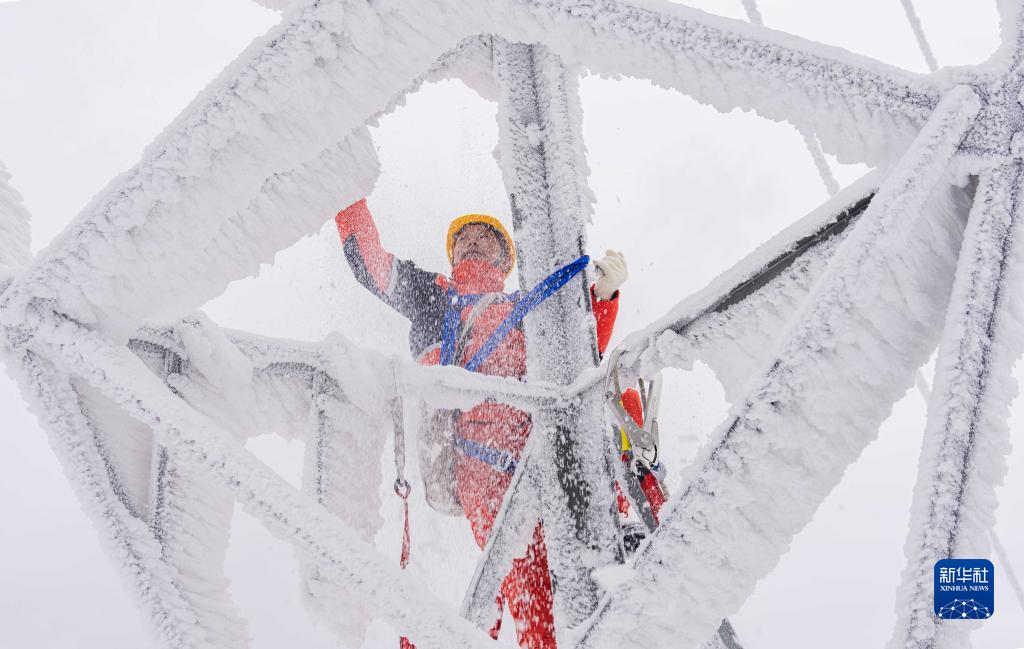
left=494, top=0, right=942, bottom=165
left=0, top=0, right=489, bottom=341
left=34, top=315, right=500, bottom=649
left=581, top=87, right=980, bottom=649
left=3, top=1, right=1024, bottom=648
left=0, top=0, right=952, bottom=342
left=890, top=163, right=1024, bottom=649
left=617, top=171, right=883, bottom=399
left=9, top=352, right=209, bottom=648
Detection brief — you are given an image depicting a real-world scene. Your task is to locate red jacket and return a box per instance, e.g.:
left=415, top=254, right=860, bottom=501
left=336, top=199, right=619, bottom=372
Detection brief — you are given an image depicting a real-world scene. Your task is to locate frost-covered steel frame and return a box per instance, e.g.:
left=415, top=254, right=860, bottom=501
left=491, top=38, right=625, bottom=633
left=2, top=0, right=1024, bottom=648
left=0, top=0, right=949, bottom=342
left=890, top=162, right=1024, bottom=649
left=583, top=85, right=981, bottom=647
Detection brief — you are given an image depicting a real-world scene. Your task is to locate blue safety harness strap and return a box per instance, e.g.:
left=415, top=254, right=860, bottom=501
left=439, top=255, right=590, bottom=371
left=465, top=255, right=589, bottom=371
left=454, top=435, right=517, bottom=474
left=439, top=290, right=520, bottom=366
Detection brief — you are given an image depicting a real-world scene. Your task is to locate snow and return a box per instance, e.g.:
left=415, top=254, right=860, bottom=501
left=1, top=0, right=1023, bottom=647
left=28, top=313, right=498, bottom=649
left=7, top=351, right=207, bottom=649
left=579, top=85, right=980, bottom=649
left=611, top=171, right=879, bottom=403
left=890, top=160, right=1024, bottom=649
left=494, top=0, right=943, bottom=165
left=125, top=317, right=559, bottom=647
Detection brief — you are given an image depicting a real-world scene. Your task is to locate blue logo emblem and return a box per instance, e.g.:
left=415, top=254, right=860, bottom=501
left=934, top=559, right=994, bottom=619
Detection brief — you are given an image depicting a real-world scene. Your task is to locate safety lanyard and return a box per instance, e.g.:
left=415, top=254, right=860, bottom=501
left=439, top=255, right=590, bottom=371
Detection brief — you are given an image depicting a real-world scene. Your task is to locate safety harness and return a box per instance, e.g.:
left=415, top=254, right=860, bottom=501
left=440, top=255, right=590, bottom=371
left=440, top=255, right=589, bottom=473
left=391, top=255, right=589, bottom=578
left=454, top=436, right=518, bottom=474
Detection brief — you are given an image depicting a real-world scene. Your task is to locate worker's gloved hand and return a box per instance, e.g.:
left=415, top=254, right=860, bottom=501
left=593, top=249, right=628, bottom=301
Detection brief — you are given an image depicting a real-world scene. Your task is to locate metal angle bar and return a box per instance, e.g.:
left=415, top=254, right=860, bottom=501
left=501, top=0, right=942, bottom=163
left=33, top=316, right=497, bottom=649
left=310, top=369, right=340, bottom=508
left=374, top=34, right=498, bottom=119
left=491, top=38, right=624, bottom=633
left=576, top=86, right=980, bottom=649
left=698, top=198, right=870, bottom=314
left=0, top=0, right=474, bottom=340
left=299, top=368, right=387, bottom=644
left=526, top=0, right=940, bottom=109
left=11, top=349, right=208, bottom=649
left=602, top=188, right=875, bottom=387
left=131, top=324, right=561, bottom=411
left=468, top=46, right=873, bottom=639
left=1005, top=0, right=1024, bottom=71
left=134, top=328, right=386, bottom=645
left=148, top=348, right=250, bottom=649
left=225, top=327, right=564, bottom=408
left=890, top=161, right=1024, bottom=649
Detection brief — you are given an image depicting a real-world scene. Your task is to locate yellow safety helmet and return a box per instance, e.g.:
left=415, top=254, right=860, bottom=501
left=446, top=214, right=516, bottom=277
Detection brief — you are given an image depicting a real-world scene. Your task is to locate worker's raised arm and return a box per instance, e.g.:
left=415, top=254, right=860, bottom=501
left=336, top=199, right=448, bottom=357
left=336, top=198, right=397, bottom=298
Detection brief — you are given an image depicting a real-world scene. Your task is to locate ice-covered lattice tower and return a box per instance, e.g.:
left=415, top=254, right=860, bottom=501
left=1, top=0, right=1022, bottom=648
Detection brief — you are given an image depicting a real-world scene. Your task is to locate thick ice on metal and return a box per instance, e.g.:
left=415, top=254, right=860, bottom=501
left=891, top=162, right=1024, bottom=649
left=578, top=87, right=980, bottom=649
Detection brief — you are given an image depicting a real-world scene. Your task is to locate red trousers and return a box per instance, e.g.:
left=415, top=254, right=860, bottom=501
left=457, top=403, right=557, bottom=649
left=400, top=525, right=555, bottom=649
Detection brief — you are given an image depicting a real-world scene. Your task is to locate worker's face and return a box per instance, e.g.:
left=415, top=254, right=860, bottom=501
left=453, top=223, right=507, bottom=271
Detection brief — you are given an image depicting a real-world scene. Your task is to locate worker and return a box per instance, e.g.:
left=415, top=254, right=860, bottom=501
left=335, top=199, right=628, bottom=649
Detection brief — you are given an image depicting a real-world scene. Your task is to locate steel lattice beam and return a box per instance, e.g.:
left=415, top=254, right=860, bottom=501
left=492, top=38, right=624, bottom=633
left=4, top=1, right=1024, bottom=648
left=891, top=161, right=1024, bottom=648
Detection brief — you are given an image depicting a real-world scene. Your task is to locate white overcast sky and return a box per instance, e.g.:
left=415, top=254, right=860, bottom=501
left=1, top=1, right=1023, bottom=648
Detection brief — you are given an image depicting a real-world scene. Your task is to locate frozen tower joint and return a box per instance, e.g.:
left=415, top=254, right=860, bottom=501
left=957, top=81, right=1024, bottom=159
left=955, top=7, right=1024, bottom=162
